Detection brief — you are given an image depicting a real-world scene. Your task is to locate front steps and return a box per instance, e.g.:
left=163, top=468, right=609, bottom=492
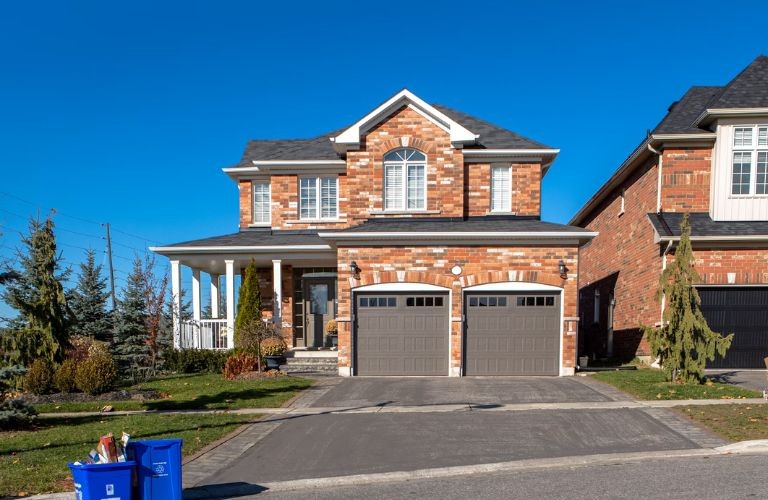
left=280, top=350, right=338, bottom=376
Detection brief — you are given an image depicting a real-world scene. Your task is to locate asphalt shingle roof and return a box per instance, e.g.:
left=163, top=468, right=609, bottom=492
left=652, top=86, right=723, bottom=134
left=331, top=216, right=591, bottom=234
left=432, top=104, right=550, bottom=149
left=707, top=55, right=768, bottom=109
left=160, top=230, right=327, bottom=248
left=648, top=212, right=768, bottom=238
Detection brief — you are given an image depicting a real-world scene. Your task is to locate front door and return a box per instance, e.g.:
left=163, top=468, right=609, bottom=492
left=304, top=279, right=335, bottom=348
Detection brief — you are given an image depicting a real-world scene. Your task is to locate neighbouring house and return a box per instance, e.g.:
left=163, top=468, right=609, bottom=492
left=571, top=55, right=768, bottom=368
left=151, top=89, right=596, bottom=376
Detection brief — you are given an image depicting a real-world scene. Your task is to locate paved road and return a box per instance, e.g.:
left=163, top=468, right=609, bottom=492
left=202, top=407, right=699, bottom=484
left=255, top=453, right=768, bottom=499
left=311, top=376, right=618, bottom=407
left=707, top=369, right=767, bottom=393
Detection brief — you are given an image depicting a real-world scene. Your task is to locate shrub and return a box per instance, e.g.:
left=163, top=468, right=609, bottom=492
left=237, top=319, right=277, bottom=356
left=0, top=397, right=37, bottom=430
left=164, top=349, right=230, bottom=374
left=54, top=359, right=79, bottom=393
left=260, top=335, right=287, bottom=357
left=66, top=336, right=94, bottom=362
left=325, top=320, right=338, bottom=335
left=223, top=352, right=258, bottom=380
left=75, top=351, right=118, bottom=395
left=25, top=359, right=54, bottom=395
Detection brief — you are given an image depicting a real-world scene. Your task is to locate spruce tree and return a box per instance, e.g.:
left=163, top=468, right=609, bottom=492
left=69, top=249, right=112, bottom=341
left=645, top=213, right=733, bottom=383
left=234, top=259, right=262, bottom=347
left=1, top=216, right=72, bottom=365
left=113, top=256, right=151, bottom=381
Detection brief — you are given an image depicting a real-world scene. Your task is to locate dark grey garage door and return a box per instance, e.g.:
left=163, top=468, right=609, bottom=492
left=699, top=287, right=768, bottom=369
left=355, top=293, right=449, bottom=376
left=465, top=292, right=560, bottom=376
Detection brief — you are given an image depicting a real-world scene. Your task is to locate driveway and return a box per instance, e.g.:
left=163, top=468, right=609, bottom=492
left=310, top=376, right=619, bottom=407
left=706, top=370, right=767, bottom=392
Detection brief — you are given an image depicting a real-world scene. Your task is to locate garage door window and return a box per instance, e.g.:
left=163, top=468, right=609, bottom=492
left=516, top=296, right=555, bottom=307
left=468, top=296, right=508, bottom=307
left=406, top=296, right=444, bottom=307
left=359, top=297, right=397, bottom=308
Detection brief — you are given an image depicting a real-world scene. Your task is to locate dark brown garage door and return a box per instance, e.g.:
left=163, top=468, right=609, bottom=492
left=699, top=287, right=768, bottom=369
left=465, top=292, right=560, bottom=376
left=355, top=293, right=449, bottom=376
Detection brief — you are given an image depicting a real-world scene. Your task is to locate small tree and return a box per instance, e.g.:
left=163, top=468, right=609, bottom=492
left=644, top=214, right=733, bottom=383
left=141, top=254, right=168, bottom=375
left=113, top=256, right=151, bottom=381
left=234, top=259, right=262, bottom=346
left=1, top=215, right=73, bottom=365
left=69, top=249, right=112, bottom=341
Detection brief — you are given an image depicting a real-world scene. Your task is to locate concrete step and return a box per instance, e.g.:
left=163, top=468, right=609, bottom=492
left=280, top=357, right=338, bottom=376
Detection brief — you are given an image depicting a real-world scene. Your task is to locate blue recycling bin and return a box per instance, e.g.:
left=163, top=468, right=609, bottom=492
left=68, top=461, right=135, bottom=500
left=128, top=439, right=183, bottom=500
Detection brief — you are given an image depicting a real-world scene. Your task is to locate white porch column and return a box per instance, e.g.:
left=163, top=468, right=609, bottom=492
left=272, top=260, right=282, bottom=327
left=210, top=274, right=221, bottom=319
left=191, top=269, right=201, bottom=322
left=170, top=260, right=181, bottom=349
left=225, top=260, right=235, bottom=349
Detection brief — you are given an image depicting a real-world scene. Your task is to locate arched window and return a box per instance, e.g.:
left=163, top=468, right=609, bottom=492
left=383, top=148, right=426, bottom=210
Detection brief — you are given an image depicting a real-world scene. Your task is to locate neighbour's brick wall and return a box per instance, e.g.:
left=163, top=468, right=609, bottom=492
left=464, top=162, right=542, bottom=216
left=333, top=245, right=580, bottom=374
left=667, top=248, right=768, bottom=286
left=239, top=180, right=252, bottom=228
left=660, top=147, right=712, bottom=212
left=578, top=157, right=661, bottom=359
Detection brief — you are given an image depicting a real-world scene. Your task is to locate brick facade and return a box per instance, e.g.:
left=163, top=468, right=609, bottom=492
left=660, top=148, right=711, bottom=212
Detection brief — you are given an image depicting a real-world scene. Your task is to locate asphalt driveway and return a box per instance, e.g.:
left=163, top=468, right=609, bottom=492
left=311, top=376, right=619, bottom=407
left=706, top=370, right=767, bottom=393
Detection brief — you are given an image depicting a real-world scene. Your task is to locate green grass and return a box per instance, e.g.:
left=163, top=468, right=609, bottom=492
left=592, top=368, right=761, bottom=400
left=34, top=373, right=313, bottom=413
left=677, top=404, right=768, bottom=442
left=0, top=413, right=258, bottom=497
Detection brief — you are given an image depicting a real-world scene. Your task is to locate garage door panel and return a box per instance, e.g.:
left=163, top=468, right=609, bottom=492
left=356, top=293, right=449, bottom=376
left=465, top=293, right=560, bottom=376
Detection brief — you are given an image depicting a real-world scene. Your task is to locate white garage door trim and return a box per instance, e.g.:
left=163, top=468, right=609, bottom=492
left=352, top=282, right=454, bottom=376
left=463, top=281, right=566, bottom=376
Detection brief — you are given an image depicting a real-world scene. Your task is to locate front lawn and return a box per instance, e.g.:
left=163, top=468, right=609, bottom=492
left=592, top=368, right=761, bottom=400
left=34, top=373, right=313, bottom=413
left=677, top=404, right=768, bottom=442
left=0, top=413, right=258, bottom=497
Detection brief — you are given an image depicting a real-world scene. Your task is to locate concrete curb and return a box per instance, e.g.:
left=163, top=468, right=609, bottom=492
left=716, top=439, right=768, bottom=453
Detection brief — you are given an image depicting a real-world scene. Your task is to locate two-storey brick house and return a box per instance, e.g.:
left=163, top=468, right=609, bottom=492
left=572, top=56, right=768, bottom=368
left=152, top=90, right=596, bottom=376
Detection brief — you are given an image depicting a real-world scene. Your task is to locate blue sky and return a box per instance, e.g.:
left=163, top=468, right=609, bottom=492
left=1, top=0, right=767, bottom=321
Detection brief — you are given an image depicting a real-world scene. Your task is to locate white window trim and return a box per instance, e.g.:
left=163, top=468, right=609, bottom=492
left=251, top=179, right=271, bottom=226
left=618, top=189, right=625, bottom=216
left=299, top=175, right=340, bottom=220
left=383, top=149, right=427, bottom=211
left=490, top=164, right=512, bottom=213
left=729, top=124, right=768, bottom=198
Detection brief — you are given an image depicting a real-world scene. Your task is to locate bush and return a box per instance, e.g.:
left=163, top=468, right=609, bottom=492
left=237, top=319, right=278, bottom=356
left=164, top=349, right=230, bottom=374
left=223, top=352, right=258, bottom=380
left=0, top=397, right=37, bottom=430
left=260, top=335, right=287, bottom=357
left=66, top=336, right=94, bottom=362
left=75, top=351, right=118, bottom=395
left=25, top=360, right=54, bottom=395
left=54, top=359, right=79, bottom=393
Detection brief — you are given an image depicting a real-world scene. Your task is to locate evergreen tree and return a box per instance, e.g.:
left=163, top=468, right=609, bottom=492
left=234, top=259, right=262, bottom=347
left=1, top=216, right=73, bottom=365
left=113, top=256, right=151, bottom=381
left=645, top=214, right=733, bottom=383
left=69, top=249, right=112, bottom=341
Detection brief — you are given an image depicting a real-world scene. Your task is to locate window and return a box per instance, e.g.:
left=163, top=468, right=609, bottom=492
left=383, top=148, right=426, bottom=210
left=252, top=180, right=271, bottom=224
left=514, top=296, right=555, bottom=307
left=490, top=165, right=511, bottom=212
left=468, top=296, right=509, bottom=307
left=406, top=296, right=445, bottom=307
left=359, top=297, right=397, bottom=308
left=731, top=126, right=768, bottom=196
left=300, top=176, right=338, bottom=219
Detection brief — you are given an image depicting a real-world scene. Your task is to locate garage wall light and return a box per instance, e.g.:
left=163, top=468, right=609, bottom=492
left=350, top=260, right=361, bottom=276
left=558, top=260, right=568, bottom=279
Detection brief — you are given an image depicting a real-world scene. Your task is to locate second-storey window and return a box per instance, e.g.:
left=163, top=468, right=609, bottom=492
left=252, top=180, right=271, bottom=224
left=731, top=125, right=768, bottom=196
left=383, top=148, right=426, bottom=210
left=300, top=176, right=338, bottom=219
left=490, top=164, right=511, bottom=212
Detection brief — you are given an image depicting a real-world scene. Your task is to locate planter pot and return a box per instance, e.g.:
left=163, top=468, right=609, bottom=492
left=329, top=334, right=338, bottom=349
left=578, top=356, right=589, bottom=368
left=265, top=355, right=283, bottom=371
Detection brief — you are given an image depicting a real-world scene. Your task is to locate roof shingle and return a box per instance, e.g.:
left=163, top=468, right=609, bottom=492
left=648, top=212, right=768, bottom=238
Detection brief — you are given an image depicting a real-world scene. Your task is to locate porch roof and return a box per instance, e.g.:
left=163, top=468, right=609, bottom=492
left=150, top=229, right=330, bottom=253
left=648, top=212, right=768, bottom=243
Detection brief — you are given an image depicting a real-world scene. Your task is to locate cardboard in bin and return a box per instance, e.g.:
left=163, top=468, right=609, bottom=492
left=128, top=439, right=183, bottom=500
left=68, top=461, right=135, bottom=500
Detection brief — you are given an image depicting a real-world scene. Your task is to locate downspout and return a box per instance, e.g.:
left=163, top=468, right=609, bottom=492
left=659, top=239, right=674, bottom=324
left=647, top=143, right=663, bottom=213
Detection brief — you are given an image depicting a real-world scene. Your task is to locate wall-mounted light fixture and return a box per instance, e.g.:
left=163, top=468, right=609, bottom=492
left=350, top=260, right=361, bottom=276
left=558, top=260, right=568, bottom=280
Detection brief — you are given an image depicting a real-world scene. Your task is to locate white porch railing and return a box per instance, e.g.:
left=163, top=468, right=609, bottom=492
left=179, top=319, right=230, bottom=350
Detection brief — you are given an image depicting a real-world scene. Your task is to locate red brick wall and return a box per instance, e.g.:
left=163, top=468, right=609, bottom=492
left=660, top=147, right=712, bottom=212
left=241, top=265, right=295, bottom=342
left=667, top=248, right=768, bottom=285
left=333, top=245, right=580, bottom=374
left=239, top=180, right=252, bottom=228
left=465, top=162, right=541, bottom=216
left=579, top=157, right=661, bottom=358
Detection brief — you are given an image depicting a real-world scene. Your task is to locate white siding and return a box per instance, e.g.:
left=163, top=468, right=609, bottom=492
left=711, top=120, right=768, bottom=221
